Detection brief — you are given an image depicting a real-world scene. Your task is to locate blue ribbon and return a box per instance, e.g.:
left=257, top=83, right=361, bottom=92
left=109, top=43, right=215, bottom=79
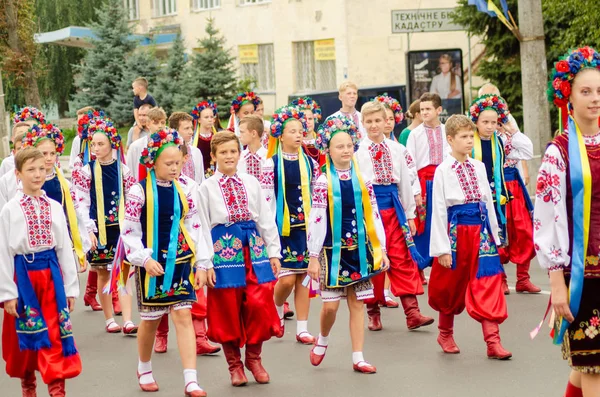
left=504, top=167, right=534, bottom=213
left=146, top=170, right=160, bottom=298
left=328, top=162, right=343, bottom=284
left=351, top=162, right=368, bottom=277
left=162, top=181, right=181, bottom=293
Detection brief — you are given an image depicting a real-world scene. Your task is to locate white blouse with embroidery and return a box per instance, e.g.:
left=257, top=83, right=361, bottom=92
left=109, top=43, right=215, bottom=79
left=238, top=146, right=270, bottom=181
left=429, top=155, right=500, bottom=257
left=199, top=171, right=281, bottom=260
left=307, top=170, right=387, bottom=257
left=405, top=123, right=449, bottom=171
left=121, top=176, right=213, bottom=269
left=355, top=137, right=417, bottom=219
left=0, top=192, right=80, bottom=302
left=181, top=145, right=205, bottom=186
left=533, top=132, right=600, bottom=271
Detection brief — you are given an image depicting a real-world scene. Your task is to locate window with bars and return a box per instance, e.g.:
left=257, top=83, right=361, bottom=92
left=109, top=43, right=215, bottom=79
left=124, top=0, right=139, bottom=20
left=240, top=44, right=275, bottom=92
left=239, top=0, right=271, bottom=5
left=192, top=0, right=221, bottom=10
left=294, top=40, right=337, bottom=93
left=153, top=0, right=177, bottom=17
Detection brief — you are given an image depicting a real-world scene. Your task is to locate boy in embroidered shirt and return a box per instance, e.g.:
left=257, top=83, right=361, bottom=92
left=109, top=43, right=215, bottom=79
left=0, top=122, right=31, bottom=177
left=263, top=105, right=320, bottom=345
left=405, top=92, right=448, bottom=268
left=255, top=97, right=272, bottom=148
left=238, top=115, right=269, bottom=180
left=0, top=147, right=82, bottom=397
left=169, top=112, right=205, bottom=185
left=428, top=114, right=510, bottom=360
left=330, top=81, right=366, bottom=137
left=126, top=107, right=167, bottom=182
left=199, top=132, right=281, bottom=387
left=356, top=102, right=433, bottom=332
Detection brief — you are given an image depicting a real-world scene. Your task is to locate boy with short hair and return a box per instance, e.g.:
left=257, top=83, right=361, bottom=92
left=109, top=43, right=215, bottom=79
left=0, top=122, right=30, bottom=177
left=126, top=103, right=152, bottom=149
left=405, top=92, right=448, bottom=268
left=169, top=112, right=205, bottom=185
left=238, top=115, right=269, bottom=179
left=126, top=107, right=167, bottom=181
left=330, top=81, right=366, bottom=137
left=132, top=77, right=157, bottom=132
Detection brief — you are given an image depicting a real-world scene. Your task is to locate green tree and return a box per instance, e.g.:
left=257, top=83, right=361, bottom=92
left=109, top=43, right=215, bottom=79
left=154, top=34, right=187, bottom=115
left=179, top=18, right=237, bottom=118
left=108, top=48, right=160, bottom=125
left=72, top=0, right=135, bottom=116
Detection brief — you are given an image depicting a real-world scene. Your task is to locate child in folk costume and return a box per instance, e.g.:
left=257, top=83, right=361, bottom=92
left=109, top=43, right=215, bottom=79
left=469, top=94, right=539, bottom=295
left=356, top=102, right=433, bottom=332
left=126, top=107, right=167, bottom=182
left=405, top=92, right=449, bottom=268
left=375, top=94, right=404, bottom=142
left=0, top=147, right=82, bottom=397
left=291, top=96, right=326, bottom=166
left=170, top=112, right=205, bottom=185
left=238, top=115, right=270, bottom=179
left=227, top=92, right=260, bottom=136
left=191, top=100, right=219, bottom=179
left=428, top=115, right=510, bottom=359
left=255, top=97, right=272, bottom=149
left=0, top=121, right=32, bottom=177
left=330, top=81, right=366, bottom=136
left=199, top=132, right=281, bottom=386
left=263, top=105, right=320, bottom=344
left=534, top=46, right=600, bottom=397
left=121, top=129, right=211, bottom=396
left=0, top=129, right=27, bottom=209
left=306, top=115, right=390, bottom=373
left=71, top=118, right=138, bottom=335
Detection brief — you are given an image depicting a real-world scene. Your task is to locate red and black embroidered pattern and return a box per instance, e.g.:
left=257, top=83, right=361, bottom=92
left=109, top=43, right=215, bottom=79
left=219, top=175, right=251, bottom=223
left=21, top=196, right=53, bottom=248
left=426, top=126, right=444, bottom=165
left=368, top=142, right=393, bottom=184
left=452, top=161, right=482, bottom=203
left=244, top=153, right=262, bottom=179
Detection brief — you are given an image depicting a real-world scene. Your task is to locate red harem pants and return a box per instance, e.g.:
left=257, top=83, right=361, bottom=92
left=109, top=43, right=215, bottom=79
left=428, top=224, right=507, bottom=324
left=207, top=247, right=280, bottom=347
left=2, top=268, right=82, bottom=384
left=499, top=178, right=536, bottom=265
left=415, top=165, right=437, bottom=235
left=366, top=207, right=424, bottom=306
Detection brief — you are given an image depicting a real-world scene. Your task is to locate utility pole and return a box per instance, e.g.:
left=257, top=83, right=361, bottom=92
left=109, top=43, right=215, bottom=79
left=518, top=0, right=550, bottom=191
left=0, top=70, right=8, bottom=159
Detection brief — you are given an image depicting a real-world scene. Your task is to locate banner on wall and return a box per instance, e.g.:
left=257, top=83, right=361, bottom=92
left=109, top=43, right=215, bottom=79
left=239, top=44, right=259, bottom=64
left=314, top=39, right=336, bottom=61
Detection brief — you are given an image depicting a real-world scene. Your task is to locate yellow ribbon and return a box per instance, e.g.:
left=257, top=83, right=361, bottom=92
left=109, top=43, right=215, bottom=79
left=574, top=121, right=592, bottom=266
left=55, top=166, right=85, bottom=270
left=472, top=132, right=507, bottom=205
left=298, top=147, right=312, bottom=231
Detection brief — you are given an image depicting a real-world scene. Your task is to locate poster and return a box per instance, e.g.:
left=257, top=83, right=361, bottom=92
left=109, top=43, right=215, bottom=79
left=406, top=48, right=464, bottom=123
left=314, top=39, right=336, bottom=61
left=239, top=44, right=259, bottom=64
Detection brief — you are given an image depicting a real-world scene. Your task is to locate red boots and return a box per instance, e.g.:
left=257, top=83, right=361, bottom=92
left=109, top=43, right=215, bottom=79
left=222, top=343, right=248, bottom=387
left=367, top=304, right=382, bottom=331
left=482, top=320, right=512, bottom=360
left=21, top=372, right=37, bottom=397
left=47, top=380, right=65, bottom=397
left=83, top=271, right=101, bottom=311
left=245, top=343, right=270, bottom=384
left=564, top=381, right=583, bottom=397
left=515, top=262, right=541, bottom=293
left=437, top=313, right=460, bottom=354
left=401, top=295, right=434, bottom=330
left=192, top=318, right=221, bottom=355
left=154, top=315, right=169, bottom=353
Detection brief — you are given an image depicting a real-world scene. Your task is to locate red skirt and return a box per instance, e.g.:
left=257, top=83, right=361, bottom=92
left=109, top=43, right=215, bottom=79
left=206, top=247, right=280, bottom=347
left=500, top=179, right=536, bottom=265
left=2, top=268, right=82, bottom=384
left=428, top=224, right=507, bottom=323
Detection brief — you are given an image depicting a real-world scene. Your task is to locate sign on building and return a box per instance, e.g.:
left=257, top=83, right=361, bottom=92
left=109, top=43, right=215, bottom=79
left=239, top=44, right=258, bottom=64
left=391, top=8, right=462, bottom=33
left=314, top=39, right=336, bottom=61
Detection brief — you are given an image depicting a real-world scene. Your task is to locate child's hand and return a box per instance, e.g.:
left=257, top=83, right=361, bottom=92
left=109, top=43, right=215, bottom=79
left=270, top=258, right=281, bottom=278
left=414, top=194, right=423, bottom=207
left=144, top=259, right=165, bottom=277
left=207, top=268, right=216, bottom=288
left=68, top=297, right=76, bottom=312
left=438, top=254, right=452, bottom=269
left=4, top=299, right=18, bottom=317
left=408, top=219, right=417, bottom=236
left=89, top=233, right=98, bottom=251
left=381, top=253, right=391, bottom=272
left=195, top=269, right=207, bottom=289
left=307, top=257, right=320, bottom=281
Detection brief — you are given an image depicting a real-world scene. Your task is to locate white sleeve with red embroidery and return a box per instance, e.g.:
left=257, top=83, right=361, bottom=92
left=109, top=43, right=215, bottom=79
left=533, top=144, right=570, bottom=271
left=251, top=176, right=282, bottom=259
left=366, top=179, right=387, bottom=252
left=310, top=157, right=321, bottom=189
left=122, top=183, right=153, bottom=267
left=52, top=200, right=80, bottom=298
left=0, top=204, right=17, bottom=302
left=429, top=165, right=451, bottom=257
left=503, top=131, right=533, bottom=161
left=396, top=147, right=417, bottom=219
left=72, top=164, right=97, bottom=234
left=259, top=159, right=276, bottom=221
left=307, top=174, right=328, bottom=257
left=476, top=161, right=501, bottom=246
left=182, top=182, right=212, bottom=270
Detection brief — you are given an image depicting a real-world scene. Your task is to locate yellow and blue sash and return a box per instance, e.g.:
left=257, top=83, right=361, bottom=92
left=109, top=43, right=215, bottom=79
left=472, top=131, right=507, bottom=224
left=276, top=147, right=312, bottom=236
left=55, top=166, right=85, bottom=270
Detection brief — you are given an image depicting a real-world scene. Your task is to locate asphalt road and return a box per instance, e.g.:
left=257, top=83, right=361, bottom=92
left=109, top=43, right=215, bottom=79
left=0, top=262, right=567, bottom=397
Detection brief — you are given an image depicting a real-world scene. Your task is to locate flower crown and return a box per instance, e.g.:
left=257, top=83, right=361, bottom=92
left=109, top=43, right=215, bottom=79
left=86, top=118, right=121, bottom=150
left=140, top=128, right=183, bottom=169
left=315, top=115, right=360, bottom=153
left=231, top=92, right=260, bottom=113
left=291, top=97, right=322, bottom=121
left=548, top=46, right=600, bottom=108
left=78, top=110, right=105, bottom=140
left=270, top=105, right=307, bottom=138
left=191, top=100, right=218, bottom=120
left=22, top=123, right=65, bottom=155
left=13, top=106, right=46, bottom=125
left=373, top=95, right=404, bottom=125
left=469, top=94, right=510, bottom=125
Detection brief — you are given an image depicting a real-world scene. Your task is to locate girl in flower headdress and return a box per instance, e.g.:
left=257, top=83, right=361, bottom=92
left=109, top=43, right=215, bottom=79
left=291, top=97, right=325, bottom=165
left=191, top=100, right=219, bottom=178
left=534, top=46, right=600, bottom=397
left=262, top=105, right=320, bottom=345
left=306, top=114, right=390, bottom=373
left=72, top=118, right=138, bottom=335
left=121, top=128, right=212, bottom=396
left=374, top=94, right=404, bottom=142
left=13, top=106, right=46, bottom=126
left=227, top=92, right=261, bottom=136
left=68, top=106, right=97, bottom=170
left=468, top=94, right=536, bottom=295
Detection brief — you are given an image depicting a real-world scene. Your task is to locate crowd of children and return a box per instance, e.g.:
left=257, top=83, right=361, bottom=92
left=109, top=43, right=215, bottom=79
left=1, top=45, right=598, bottom=396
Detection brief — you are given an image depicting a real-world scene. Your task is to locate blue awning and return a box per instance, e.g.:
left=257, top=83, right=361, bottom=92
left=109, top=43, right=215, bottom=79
left=34, top=26, right=177, bottom=49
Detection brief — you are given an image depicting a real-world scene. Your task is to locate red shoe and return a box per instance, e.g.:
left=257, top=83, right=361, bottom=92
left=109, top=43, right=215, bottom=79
left=401, top=295, right=434, bottom=330
left=296, top=331, right=316, bottom=345
left=48, top=379, right=65, bottom=397
left=123, top=322, right=138, bottom=336
left=106, top=320, right=122, bottom=334
left=367, top=304, right=382, bottom=331
left=275, top=319, right=285, bottom=338
left=437, top=313, right=460, bottom=354
left=84, top=271, right=102, bottom=311
left=113, top=289, right=122, bottom=315
left=283, top=301, right=294, bottom=319
left=137, top=371, right=159, bottom=392
left=309, top=343, right=328, bottom=366
left=154, top=334, right=168, bottom=353
left=353, top=361, right=377, bottom=374
left=222, top=343, right=248, bottom=387
left=21, top=372, right=37, bottom=397
left=482, top=320, right=512, bottom=360
left=184, top=382, right=207, bottom=397
left=383, top=297, right=400, bottom=308
left=83, top=295, right=102, bottom=311
left=192, top=318, right=221, bottom=355
left=245, top=344, right=270, bottom=384
left=515, top=280, right=541, bottom=294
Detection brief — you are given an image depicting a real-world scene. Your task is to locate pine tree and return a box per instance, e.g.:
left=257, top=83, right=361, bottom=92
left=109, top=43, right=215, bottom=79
left=154, top=34, right=187, bottom=115
left=72, top=0, right=135, bottom=115
left=108, top=49, right=160, bottom=125
left=179, top=18, right=237, bottom=118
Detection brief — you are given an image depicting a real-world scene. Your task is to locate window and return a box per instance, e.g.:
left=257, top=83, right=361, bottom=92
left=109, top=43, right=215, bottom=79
left=124, top=0, right=139, bottom=20
left=192, top=0, right=220, bottom=10
left=294, top=39, right=337, bottom=92
left=239, top=44, right=275, bottom=92
left=239, top=0, right=271, bottom=5
left=153, top=0, right=177, bottom=17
